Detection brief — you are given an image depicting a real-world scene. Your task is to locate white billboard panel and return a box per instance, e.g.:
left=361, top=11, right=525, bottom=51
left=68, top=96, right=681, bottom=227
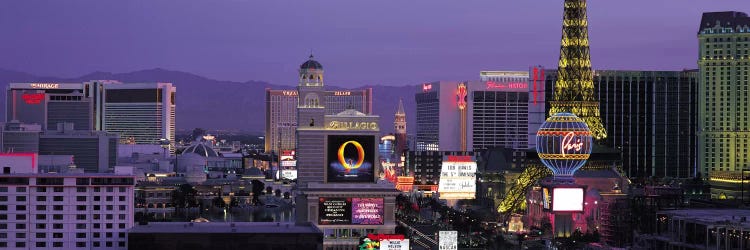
left=380, top=239, right=409, bottom=250
left=437, top=158, right=476, bottom=199
left=552, top=187, right=584, bottom=212
left=439, top=231, right=458, bottom=250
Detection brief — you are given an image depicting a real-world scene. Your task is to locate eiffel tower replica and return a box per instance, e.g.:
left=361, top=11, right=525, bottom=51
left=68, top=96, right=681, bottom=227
left=549, top=0, right=607, bottom=140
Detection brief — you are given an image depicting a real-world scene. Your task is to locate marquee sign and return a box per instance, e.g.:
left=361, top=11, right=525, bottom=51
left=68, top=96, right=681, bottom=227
left=328, top=121, right=378, bottom=131
left=536, top=112, right=593, bottom=177
left=485, top=81, right=528, bottom=90
left=30, top=83, right=59, bottom=89
left=456, top=83, right=467, bottom=110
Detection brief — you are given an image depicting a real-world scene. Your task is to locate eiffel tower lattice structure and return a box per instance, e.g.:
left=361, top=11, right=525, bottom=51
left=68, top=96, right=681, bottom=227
left=549, top=0, right=607, bottom=140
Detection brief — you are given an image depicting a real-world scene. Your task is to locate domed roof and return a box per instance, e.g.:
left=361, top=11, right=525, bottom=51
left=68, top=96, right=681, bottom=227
left=300, top=54, right=323, bottom=70
left=336, top=109, right=367, bottom=117
left=182, top=143, right=218, bottom=158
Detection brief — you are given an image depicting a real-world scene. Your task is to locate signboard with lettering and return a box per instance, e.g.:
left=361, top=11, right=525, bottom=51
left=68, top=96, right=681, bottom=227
left=359, top=234, right=409, bottom=250
left=319, top=197, right=384, bottom=225
left=328, top=121, right=378, bottom=131
left=437, top=156, right=476, bottom=199
left=319, top=197, right=352, bottom=225
left=326, top=135, right=375, bottom=183
left=439, top=231, right=458, bottom=250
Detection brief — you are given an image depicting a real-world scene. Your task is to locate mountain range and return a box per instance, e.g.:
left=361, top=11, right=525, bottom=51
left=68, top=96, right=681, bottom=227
left=0, top=68, right=417, bottom=135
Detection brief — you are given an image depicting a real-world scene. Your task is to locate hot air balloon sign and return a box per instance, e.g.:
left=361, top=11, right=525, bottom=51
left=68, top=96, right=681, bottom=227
left=536, top=113, right=593, bottom=177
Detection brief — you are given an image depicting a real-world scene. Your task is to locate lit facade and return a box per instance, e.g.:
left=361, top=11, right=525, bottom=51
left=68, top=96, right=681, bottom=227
left=293, top=56, right=398, bottom=249
left=544, top=69, right=699, bottom=178
left=697, top=12, right=750, bottom=180
left=0, top=154, right=135, bottom=250
left=97, top=82, right=176, bottom=153
left=264, top=89, right=372, bottom=153
left=6, top=83, right=96, bottom=131
left=414, top=73, right=542, bottom=152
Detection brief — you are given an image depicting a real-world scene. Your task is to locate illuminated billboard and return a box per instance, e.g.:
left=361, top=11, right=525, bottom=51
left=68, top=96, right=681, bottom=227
left=327, top=135, right=375, bottom=183
left=319, top=197, right=384, bottom=225
left=437, top=156, right=476, bottom=199
left=439, top=231, right=458, bottom=250
left=542, top=187, right=551, bottom=210
left=552, top=187, right=584, bottom=212
left=319, top=198, right=352, bottom=225
left=281, top=170, right=297, bottom=180
left=359, top=234, right=409, bottom=250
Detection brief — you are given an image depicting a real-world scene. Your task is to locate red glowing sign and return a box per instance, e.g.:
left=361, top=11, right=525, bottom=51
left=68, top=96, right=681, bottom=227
left=486, top=81, right=528, bottom=90
left=446, top=155, right=472, bottom=162
left=532, top=67, right=539, bottom=105
left=422, top=83, right=432, bottom=92
left=456, top=84, right=467, bottom=110
left=22, top=93, right=44, bottom=104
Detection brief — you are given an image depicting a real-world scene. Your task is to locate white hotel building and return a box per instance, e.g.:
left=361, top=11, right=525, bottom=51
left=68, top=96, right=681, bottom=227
left=0, top=153, right=135, bottom=249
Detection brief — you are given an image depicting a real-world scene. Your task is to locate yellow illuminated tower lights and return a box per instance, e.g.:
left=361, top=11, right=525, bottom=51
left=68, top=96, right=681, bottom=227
left=549, top=0, right=607, bottom=140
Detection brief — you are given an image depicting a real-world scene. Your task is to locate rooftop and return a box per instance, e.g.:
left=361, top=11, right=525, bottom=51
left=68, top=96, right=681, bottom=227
left=699, top=11, right=750, bottom=32
left=129, top=222, right=321, bottom=234
left=659, top=209, right=750, bottom=229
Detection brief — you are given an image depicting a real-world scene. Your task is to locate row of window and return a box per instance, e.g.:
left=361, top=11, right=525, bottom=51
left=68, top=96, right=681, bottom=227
left=0, top=241, right=125, bottom=248
left=0, top=232, right=126, bottom=239
left=0, top=222, right=127, bottom=230
left=0, top=186, right=128, bottom=193
left=0, top=204, right=127, bottom=213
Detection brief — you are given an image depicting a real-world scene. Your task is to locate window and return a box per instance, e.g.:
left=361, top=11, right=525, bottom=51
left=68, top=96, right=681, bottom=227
left=119, top=205, right=126, bottom=211
left=0, top=187, right=6, bottom=192
left=106, top=196, right=113, bottom=201
left=106, top=232, right=112, bottom=238
left=15, top=205, right=25, bottom=211
left=106, top=187, right=113, bottom=192
left=76, top=196, right=86, bottom=202
left=53, top=233, right=63, bottom=238
left=53, top=224, right=63, bottom=229
left=94, top=196, right=100, bottom=201
left=36, top=205, right=46, bottom=211
left=0, top=205, right=5, bottom=211
left=0, top=224, right=5, bottom=229
left=94, top=205, right=100, bottom=210
left=0, top=233, right=6, bottom=238
left=93, top=224, right=100, bottom=229
left=36, top=242, right=45, bottom=247
left=15, top=196, right=25, bottom=202
left=93, top=214, right=100, bottom=220
left=0, top=196, right=5, bottom=202
left=93, top=242, right=100, bottom=247
left=35, top=214, right=45, bottom=220
left=76, top=233, right=86, bottom=238
left=119, top=196, right=126, bottom=201
left=119, top=187, right=126, bottom=192
left=53, top=196, right=63, bottom=202
left=106, top=205, right=113, bottom=211
left=76, top=205, right=86, bottom=211
left=94, top=187, right=100, bottom=192
left=53, top=214, right=63, bottom=220
left=76, top=224, right=86, bottom=229
left=53, top=242, right=63, bottom=248
left=15, top=224, right=24, bottom=229
left=118, top=223, right=126, bottom=229
left=118, top=214, right=126, bottom=220
left=118, top=232, right=125, bottom=238
left=106, top=242, right=113, bottom=247
left=106, top=223, right=113, bottom=229
left=35, top=224, right=45, bottom=229
left=118, top=241, right=126, bottom=247
left=76, top=242, right=86, bottom=247
left=15, top=242, right=24, bottom=248
left=93, top=233, right=100, bottom=238
left=36, top=233, right=45, bottom=238
left=15, top=233, right=24, bottom=238
left=15, top=214, right=25, bottom=220
left=76, top=214, right=86, bottom=220
left=53, top=187, right=63, bottom=192
left=53, top=205, right=62, bottom=211
left=36, top=196, right=46, bottom=201
left=76, top=187, right=86, bottom=193
left=106, top=214, right=113, bottom=220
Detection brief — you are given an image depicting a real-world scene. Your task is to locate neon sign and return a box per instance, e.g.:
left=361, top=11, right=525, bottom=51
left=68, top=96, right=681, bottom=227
left=561, top=131, right=584, bottom=156
left=446, top=155, right=472, bottom=162
left=338, top=140, right=365, bottom=172
left=30, top=83, right=59, bottom=89
left=422, top=83, right=432, bottom=92
left=328, top=121, right=378, bottom=130
left=334, top=91, right=351, bottom=96
left=456, top=84, right=467, bottom=110
left=282, top=91, right=298, bottom=96
left=22, top=93, right=44, bottom=104
left=486, top=81, right=528, bottom=90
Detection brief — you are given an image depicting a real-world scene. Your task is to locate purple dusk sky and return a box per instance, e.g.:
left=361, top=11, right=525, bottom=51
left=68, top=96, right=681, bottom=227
left=0, top=0, right=747, bottom=87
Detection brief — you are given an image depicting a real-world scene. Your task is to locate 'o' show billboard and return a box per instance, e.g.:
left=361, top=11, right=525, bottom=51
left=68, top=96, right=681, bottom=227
left=327, top=135, right=376, bottom=183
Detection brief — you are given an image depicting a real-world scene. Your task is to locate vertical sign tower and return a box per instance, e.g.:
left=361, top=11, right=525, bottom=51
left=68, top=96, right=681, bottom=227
left=549, top=0, right=606, bottom=140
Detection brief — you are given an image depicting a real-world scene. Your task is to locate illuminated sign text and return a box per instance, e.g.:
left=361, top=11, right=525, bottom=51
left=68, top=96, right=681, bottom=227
left=486, top=81, right=528, bottom=90
left=282, top=91, right=298, bottom=96
left=561, top=131, right=584, bottom=156
left=30, top=83, right=59, bottom=89
left=22, top=93, right=45, bottom=104
left=422, top=83, right=432, bottom=92
left=334, top=91, right=351, bottom=96
left=328, top=121, right=378, bottom=130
